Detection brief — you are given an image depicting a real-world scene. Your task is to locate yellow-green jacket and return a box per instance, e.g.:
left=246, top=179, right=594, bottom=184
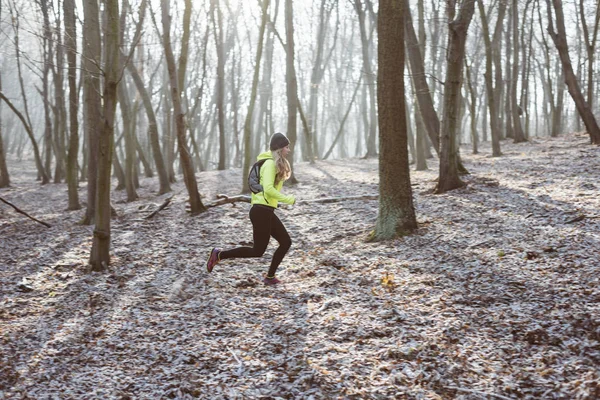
left=251, top=151, right=296, bottom=208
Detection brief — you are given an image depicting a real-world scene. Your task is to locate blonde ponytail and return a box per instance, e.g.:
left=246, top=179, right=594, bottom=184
left=273, top=148, right=291, bottom=185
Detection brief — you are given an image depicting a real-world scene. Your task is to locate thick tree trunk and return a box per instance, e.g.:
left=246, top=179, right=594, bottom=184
left=547, top=0, right=600, bottom=144
left=373, top=0, right=417, bottom=240
left=64, top=0, right=80, bottom=210
left=161, top=0, right=205, bottom=214
left=90, top=0, right=119, bottom=271
left=436, top=0, right=475, bottom=194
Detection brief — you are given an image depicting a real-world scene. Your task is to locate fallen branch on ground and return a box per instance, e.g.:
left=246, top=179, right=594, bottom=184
left=144, top=196, right=173, bottom=219
left=206, top=194, right=379, bottom=208
left=0, top=196, right=51, bottom=228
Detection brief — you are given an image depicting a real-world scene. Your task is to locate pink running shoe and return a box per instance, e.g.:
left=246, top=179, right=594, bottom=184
left=206, top=248, right=221, bottom=273
left=263, top=276, right=281, bottom=285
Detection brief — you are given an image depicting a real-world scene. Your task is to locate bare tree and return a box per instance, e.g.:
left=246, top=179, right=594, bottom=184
left=82, top=0, right=102, bottom=224
left=579, top=0, right=600, bottom=108
left=285, top=0, right=299, bottom=184
left=242, top=0, right=270, bottom=193
left=477, top=0, right=507, bottom=156
left=353, top=0, right=377, bottom=158
left=64, top=0, right=80, bottom=210
left=0, top=73, right=9, bottom=188
left=90, top=0, right=120, bottom=270
left=372, top=0, right=417, bottom=240
left=211, top=0, right=227, bottom=170
left=436, top=0, right=476, bottom=194
left=546, top=0, right=600, bottom=144
left=511, top=0, right=527, bottom=143
left=160, top=0, right=206, bottom=214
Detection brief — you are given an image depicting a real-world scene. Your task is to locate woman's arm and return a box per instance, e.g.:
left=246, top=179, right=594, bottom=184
left=261, top=160, right=295, bottom=205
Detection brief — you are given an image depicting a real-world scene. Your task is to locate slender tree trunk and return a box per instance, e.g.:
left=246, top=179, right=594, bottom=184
left=0, top=92, right=46, bottom=184
left=404, top=0, right=440, bottom=153
left=465, top=60, right=479, bottom=154
left=161, top=0, right=205, bottom=214
left=39, top=0, right=54, bottom=181
left=52, top=2, right=67, bottom=183
left=125, top=59, right=171, bottom=194
left=254, top=4, right=276, bottom=162
left=64, top=0, right=80, bottom=210
left=547, top=0, right=600, bottom=144
left=90, top=0, right=119, bottom=271
left=414, top=0, right=428, bottom=170
left=511, top=0, right=526, bottom=143
left=0, top=73, right=9, bottom=188
left=285, top=0, right=299, bottom=184
left=436, top=0, right=475, bottom=194
left=354, top=0, right=377, bottom=158
left=82, top=0, right=102, bottom=224
left=477, top=0, right=504, bottom=156
left=579, top=0, right=600, bottom=113
left=242, top=0, right=270, bottom=193
left=211, top=0, right=227, bottom=170
left=373, top=0, right=417, bottom=241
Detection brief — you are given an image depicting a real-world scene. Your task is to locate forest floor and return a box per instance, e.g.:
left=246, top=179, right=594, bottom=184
left=1, top=133, right=599, bottom=400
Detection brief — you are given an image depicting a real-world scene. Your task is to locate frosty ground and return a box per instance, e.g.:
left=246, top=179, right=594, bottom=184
left=1, top=133, right=599, bottom=399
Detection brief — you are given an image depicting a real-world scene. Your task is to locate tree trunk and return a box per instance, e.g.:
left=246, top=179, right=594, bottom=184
left=511, top=0, right=526, bottom=143
left=354, top=0, right=377, bottom=158
left=285, top=0, right=299, bottom=184
left=211, top=0, right=227, bottom=170
left=579, top=0, right=600, bottom=109
left=125, top=58, right=171, bottom=194
left=477, top=0, right=505, bottom=156
left=242, top=0, right=270, bottom=193
left=0, top=73, right=9, bottom=188
left=372, top=0, right=417, bottom=241
left=82, top=0, right=102, bottom=224
left=90, top=0, right=119, bottom=271
left=414, top=0, right=428, bottom=170
left=160, top=0, right=206, bottom=214
left=64, top=0, right=80, bottom=210
left=52, top=2, right=67, bottom=183
left=0, top=92, right=46, bottom=184
left=465, top=60, right=479, bottom=154
left=547, top=0, right=600, bottom=144
left=307, top=0, right=335, bottom=162
left=436, top=0, right=475, bottom=194
left=403, top=0, right=440, bottom=153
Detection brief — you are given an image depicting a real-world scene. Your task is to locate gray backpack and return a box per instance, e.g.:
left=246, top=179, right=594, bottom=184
left=248, top=159, right=268, bottom=194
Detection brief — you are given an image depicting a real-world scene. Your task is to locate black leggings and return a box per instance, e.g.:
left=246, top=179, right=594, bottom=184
left=219, top=205, right=292, bottom=277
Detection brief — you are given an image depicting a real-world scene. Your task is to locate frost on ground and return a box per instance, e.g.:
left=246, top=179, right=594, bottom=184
left=1, top=133, right=599, bottom=399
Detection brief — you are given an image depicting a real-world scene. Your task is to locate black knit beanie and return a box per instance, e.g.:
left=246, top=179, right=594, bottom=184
left=270, top=132, right=290, bottom=151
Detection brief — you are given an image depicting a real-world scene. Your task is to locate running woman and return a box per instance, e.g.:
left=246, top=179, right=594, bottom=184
left=205, top=133, right=296, bottom=285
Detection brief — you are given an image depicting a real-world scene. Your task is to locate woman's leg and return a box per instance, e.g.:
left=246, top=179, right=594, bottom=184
left=219, top=205, right=272, bottom=260
left=266, top=213, right=291, bottom=278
